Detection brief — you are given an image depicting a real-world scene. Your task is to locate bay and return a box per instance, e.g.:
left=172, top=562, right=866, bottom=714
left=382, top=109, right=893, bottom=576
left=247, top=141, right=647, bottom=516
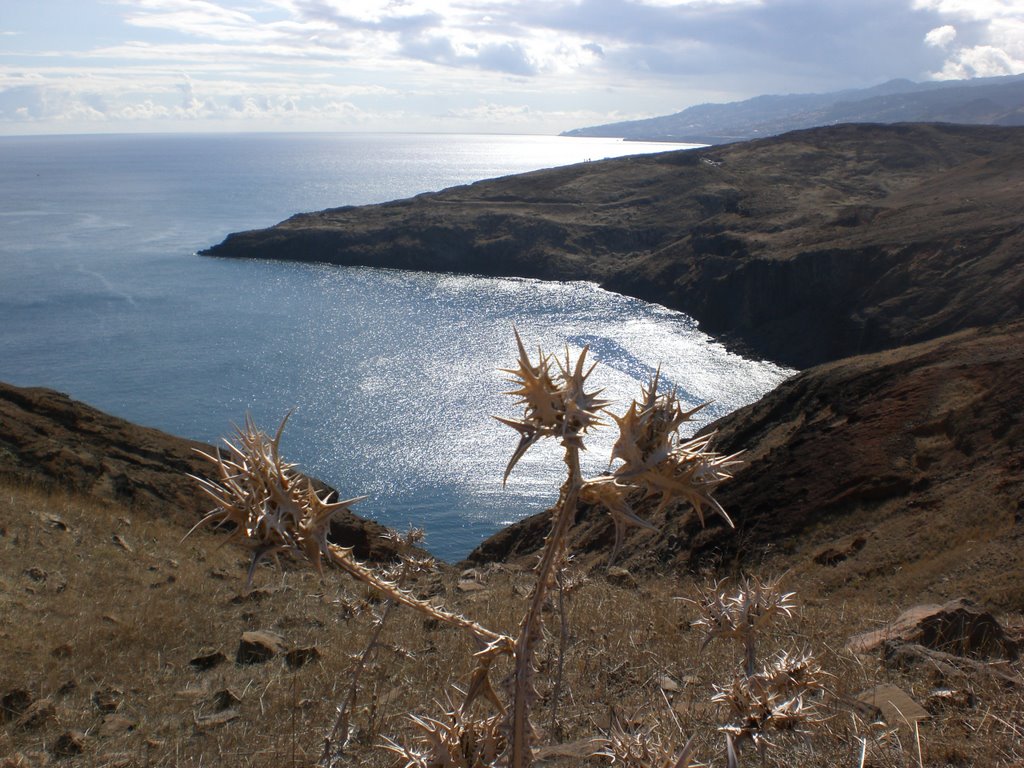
left=0, top=132, right=792, bottom=560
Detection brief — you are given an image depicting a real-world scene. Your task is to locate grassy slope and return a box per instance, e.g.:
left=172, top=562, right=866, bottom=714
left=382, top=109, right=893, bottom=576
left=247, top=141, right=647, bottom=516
left=1, top=476, right=1022, bottom=767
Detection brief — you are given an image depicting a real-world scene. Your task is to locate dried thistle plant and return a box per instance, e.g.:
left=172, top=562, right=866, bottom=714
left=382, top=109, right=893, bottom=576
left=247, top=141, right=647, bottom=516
left=189, top=331, right=743, bottom=768
left=381, top=708, right=507, bottom=768
left=597, top=719, right=698, bottom=768
left=497, top=330, right=739, bottom=767
left=689, top=577, right=825, bottom=760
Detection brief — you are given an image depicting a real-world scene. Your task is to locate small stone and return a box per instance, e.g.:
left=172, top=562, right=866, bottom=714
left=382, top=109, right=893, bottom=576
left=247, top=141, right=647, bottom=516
left=229, top=588, right=274, bottom=604
left=98, top=715, right=136, bottom=737
left=856, top=684, right=928, bottom=727
left=657, top=675, right=681, bottom=693
left=211, top=688, right=242, bottom=711
left=1, top=689, right=32, bottom=723
left=189, top=650, right=227, bottom=671
left=44, top=514, right=69, bottom=531
left=23, top=567, right=47, bottom=583
left=194, top=708, right=240, bottom=729
left=92, top=687, right=124, bottom=713
left=456, top=579, right=486, bottom=592
left=52, top=730, right=87, bottom=757
left=14, top=699, right=55, bottom=730
left=605, top=566, right=637, bottom=588
left=926, top=688, right=976, bottom=712
left=51, top=643, right=73, bottom=658
left=284, top=646, right=321, bottom=669
left=236, top=630, right=288, bottom=664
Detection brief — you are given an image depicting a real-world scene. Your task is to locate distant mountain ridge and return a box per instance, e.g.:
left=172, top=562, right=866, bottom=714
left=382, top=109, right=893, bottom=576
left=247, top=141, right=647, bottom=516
left=562, top=74, right=1024, bottom=144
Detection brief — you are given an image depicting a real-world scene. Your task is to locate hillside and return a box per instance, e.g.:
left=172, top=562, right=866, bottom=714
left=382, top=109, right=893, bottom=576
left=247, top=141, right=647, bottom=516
left=468, top=321, right=1024, bottom=611
left=202, top=123, right=1024, bottom=369
left=0, top=381, right=404, bottom=562
left=562, top=74, right=1024, bottom=144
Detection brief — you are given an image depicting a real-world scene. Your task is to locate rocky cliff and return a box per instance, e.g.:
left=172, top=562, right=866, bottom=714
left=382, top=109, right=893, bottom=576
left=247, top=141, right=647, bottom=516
left=202, top=123, right=1024, bottom=369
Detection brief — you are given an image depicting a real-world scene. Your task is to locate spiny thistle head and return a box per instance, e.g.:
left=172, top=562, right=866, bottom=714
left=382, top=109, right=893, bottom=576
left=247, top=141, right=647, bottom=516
left=381, top=709, right=506, bottom=768
left=712, top=650, right=826, bottom=745
left=496, top=329, right=611, bottom=482
left=186, top=413, right=366, bottom=585
left=610, top=369, right=707, bottom=473
left=597, top=718, right=697, bottom=768
left=688, top=576, right=797, bottom=647
left=578, top=372, right=740, bottom=564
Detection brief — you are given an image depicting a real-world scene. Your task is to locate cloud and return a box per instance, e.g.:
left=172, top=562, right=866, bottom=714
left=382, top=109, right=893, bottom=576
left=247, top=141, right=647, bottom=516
left=925, top=24, right=957, bottom=48
left=402, top=34, right=538, bottom=75
left=913, top=0, right=1024, bottom=79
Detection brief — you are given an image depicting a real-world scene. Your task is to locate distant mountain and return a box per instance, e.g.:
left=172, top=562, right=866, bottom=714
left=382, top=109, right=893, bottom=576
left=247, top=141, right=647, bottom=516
left=562, top=74, right=1024, bottom=144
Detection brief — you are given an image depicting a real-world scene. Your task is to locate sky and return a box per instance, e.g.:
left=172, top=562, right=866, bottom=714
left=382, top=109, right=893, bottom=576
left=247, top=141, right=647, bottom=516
left=1, top=0, right=1023, bottom=136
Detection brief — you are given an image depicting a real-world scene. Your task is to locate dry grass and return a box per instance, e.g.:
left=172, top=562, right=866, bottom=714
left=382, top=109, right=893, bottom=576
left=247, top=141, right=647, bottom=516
left=2, top=477, right=1022, bottom=767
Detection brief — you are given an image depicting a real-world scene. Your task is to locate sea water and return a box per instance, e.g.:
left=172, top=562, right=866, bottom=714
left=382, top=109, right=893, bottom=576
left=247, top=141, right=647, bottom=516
left=0, top=132, right=792, bottom=560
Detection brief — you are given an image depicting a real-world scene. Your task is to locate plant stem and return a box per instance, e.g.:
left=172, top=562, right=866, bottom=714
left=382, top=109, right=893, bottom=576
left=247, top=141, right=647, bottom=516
left=509, top=443, right=581, bottom=768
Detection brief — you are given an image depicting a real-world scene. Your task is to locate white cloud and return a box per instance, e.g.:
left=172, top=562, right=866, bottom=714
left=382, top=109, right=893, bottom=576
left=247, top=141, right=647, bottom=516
left=4, top=0, right=1024, bottom=135
left=925, top=24, right=957, bottom=48
left=918, top=5, right=1024, bottom=79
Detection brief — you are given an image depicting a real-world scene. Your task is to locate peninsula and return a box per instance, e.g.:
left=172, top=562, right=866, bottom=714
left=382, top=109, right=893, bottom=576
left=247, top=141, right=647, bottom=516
left=202, top=123, right=1024, bottom=368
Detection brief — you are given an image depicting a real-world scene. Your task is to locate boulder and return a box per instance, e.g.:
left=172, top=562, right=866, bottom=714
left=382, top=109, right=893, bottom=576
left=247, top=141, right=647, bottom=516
left=848, top=598, right=1018, bottom=659
left=236, top=630, right=288, bottom=664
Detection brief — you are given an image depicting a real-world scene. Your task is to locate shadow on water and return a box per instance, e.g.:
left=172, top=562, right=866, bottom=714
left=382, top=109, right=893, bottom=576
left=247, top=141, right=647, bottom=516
left=567, top=333, right=705, bottom=409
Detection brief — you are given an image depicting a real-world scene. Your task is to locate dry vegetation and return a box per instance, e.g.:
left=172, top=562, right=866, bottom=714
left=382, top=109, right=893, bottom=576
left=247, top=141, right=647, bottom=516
left=2, top=335, right=1022, bottom=767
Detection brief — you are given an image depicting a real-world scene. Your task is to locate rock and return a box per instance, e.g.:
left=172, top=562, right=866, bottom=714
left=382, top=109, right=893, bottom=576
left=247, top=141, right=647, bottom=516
left=92, top=687, right=124, bottom=713
left=211, top=688, right=242, bottom=711
left=848, top=598, right=1018, bottom=659
left=194, top=708, right=240, bottom=729
left=605, top=566, right=638, bottom=588
left=236, top=630, right=288, bottom=664
left=98, top=715, right=136, bottom=737
left=813, top=536, right=866, bottom=566
left=1, top=689, right=32, bottom=723
left=52, top=730, right=87, bottom=757
left=284, top=646, right=321, bottom=669
left=14, top=699, right=55, bottom=730
left=189, top=650, right=228, bottom=671
left=856, top=684, right=928, bottom=727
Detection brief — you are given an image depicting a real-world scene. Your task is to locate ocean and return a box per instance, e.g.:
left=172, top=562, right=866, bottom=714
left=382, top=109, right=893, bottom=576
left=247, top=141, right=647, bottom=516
left=0, top=132, right=792, bottom=561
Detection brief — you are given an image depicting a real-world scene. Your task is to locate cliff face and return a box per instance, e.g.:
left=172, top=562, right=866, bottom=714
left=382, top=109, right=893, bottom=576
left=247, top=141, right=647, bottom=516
left=203, top=123, right=1024, bottom=368
left=466, top=321, right=1024, bottom=609
left=0, top=382, right=403, bottom=562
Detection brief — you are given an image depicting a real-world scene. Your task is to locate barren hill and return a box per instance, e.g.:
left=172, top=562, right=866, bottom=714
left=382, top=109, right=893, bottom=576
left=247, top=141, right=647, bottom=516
left=468, top=321, right=1024, bottom=610
left=202, top=123, right=1024, bottom=369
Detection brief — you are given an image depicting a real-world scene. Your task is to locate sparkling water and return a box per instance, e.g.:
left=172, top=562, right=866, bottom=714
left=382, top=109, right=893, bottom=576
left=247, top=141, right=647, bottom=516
left=0, top=132, right=792, bottom=560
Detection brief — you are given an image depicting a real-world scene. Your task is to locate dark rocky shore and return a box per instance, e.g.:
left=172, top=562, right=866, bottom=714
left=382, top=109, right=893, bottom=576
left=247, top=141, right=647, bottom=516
left=203, top=123, right=1024, bottom=369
